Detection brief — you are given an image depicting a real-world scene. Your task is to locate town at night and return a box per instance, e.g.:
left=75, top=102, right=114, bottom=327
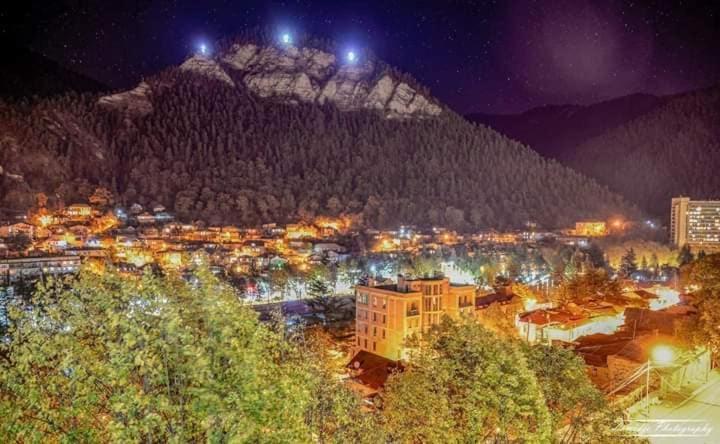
left=1, top=0, right=719, bottom=442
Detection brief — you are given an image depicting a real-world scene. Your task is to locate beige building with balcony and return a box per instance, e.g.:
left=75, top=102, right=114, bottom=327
left=355, top=277, right=475, bottom=361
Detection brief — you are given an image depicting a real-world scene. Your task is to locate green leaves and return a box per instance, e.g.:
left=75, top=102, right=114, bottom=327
left=382, top=318, right=553, bottom=443
left=0, top=267, right=367, bottom=442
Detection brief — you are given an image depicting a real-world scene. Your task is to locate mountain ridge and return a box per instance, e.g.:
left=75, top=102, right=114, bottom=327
left=101, top=38, right=442, bottom=120
left=1, top=36, right=639, bottom=229
left=468, top=85, right=720, bottom=217
left=468, top=93, right=669, bottom=159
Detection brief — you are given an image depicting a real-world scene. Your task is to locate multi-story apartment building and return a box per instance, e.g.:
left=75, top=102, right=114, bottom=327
left=355, top=277, right=475, bottom=361
left=0, top=255, right=81, bottom=283
left=670, top=197, right=720, bottom=252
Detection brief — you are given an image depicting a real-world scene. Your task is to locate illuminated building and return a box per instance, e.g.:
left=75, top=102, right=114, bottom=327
left=574, top=221, right=608, bottom=237
left=65, top=204, right=93, bottom=220
left=0, top=222, right=35, bottom=239
left=0, top=255, right=81, bottom=283
left=354, top=277, right=475, bottom=361
left=517, top=303, right=625, bottom=344
left=670, top=197, right=720, bottom=252
left=285, top=224, right=318, bottom=240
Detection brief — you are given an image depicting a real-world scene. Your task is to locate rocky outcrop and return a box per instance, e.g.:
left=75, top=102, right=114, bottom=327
left=180, top=55, right=235, bottom=86
left=98, top=81, right=153, bottom=116
left=102, top=41, right=441, bottom=119
left=221, top=43, right=441, bottom=118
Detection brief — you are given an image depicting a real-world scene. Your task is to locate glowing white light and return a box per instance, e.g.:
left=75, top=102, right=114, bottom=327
left=199, top=43, right=207, bottom=55
left=651, top=345, right=675, bottom=366
left=281, top=33, right=292, bottom=44
left=346, top=51, right=357, bottom=63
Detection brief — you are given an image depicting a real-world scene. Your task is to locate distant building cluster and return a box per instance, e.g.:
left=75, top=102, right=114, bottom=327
left=0, top=201, right=352, bottom=287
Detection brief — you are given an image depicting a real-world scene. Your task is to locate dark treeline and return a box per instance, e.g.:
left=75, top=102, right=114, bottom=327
left=565, top=86, right=720, bottom=216
left=1, top=66, right=636, bottom=229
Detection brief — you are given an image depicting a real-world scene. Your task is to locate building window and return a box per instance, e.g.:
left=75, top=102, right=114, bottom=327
left=357, top=337, right=360, bottom=345
left=373, top=326, right=377, bottom=336
left=382, top=298, right=387, bottom=309
left=364, top=339, right=368, bottom=349
left=382, top=314, right=386, bottom=324
left=382, top=329, right=386, bottom=339
left=372, top=342, right=376, bottom=351
left=372, top=312, right=377, bottom=322
left=358, top=293, right=368, bottom=304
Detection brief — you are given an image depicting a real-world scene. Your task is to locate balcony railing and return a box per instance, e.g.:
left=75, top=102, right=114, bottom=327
left=406, top=309, right=420, bottom=317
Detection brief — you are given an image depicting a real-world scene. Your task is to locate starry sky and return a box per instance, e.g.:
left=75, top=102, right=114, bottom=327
left=3, top=0, right=719, bottom=113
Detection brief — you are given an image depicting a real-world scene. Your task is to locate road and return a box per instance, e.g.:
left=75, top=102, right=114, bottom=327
left=628, top=370, right=720, bottom=443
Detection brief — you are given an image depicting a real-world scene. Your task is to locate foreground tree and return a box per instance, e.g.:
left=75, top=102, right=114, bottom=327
left=680, top=253, right=720, bottom=356
left=381, top=318, right=552, bottom=442
left=524, top=345, right=637, bottom=443
left=0, top=268, right=371, bottom=442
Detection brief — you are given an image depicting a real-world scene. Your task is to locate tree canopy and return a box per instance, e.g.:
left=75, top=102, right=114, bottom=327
left=0, top=268, right=373, bottom=442
left=381, top=318, right=553, bottom=442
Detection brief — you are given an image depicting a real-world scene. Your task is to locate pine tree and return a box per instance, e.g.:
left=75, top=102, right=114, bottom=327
left=678, top=244, right=695, bottom=266
left=619, top=248, right=638, bottom=277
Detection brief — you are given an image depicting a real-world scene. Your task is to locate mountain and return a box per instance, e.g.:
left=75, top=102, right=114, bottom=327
left=1, top=46, right=106, bottom=100
left=0, top=35, right=638, bottom=229
left=467, top=93, right=668, bottom=159
left=564, top=86, right=720, bottom=216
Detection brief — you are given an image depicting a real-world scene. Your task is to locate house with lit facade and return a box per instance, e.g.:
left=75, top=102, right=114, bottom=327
left=574, top=221, right=608, bottom=237
left=517, top=303, right=625, bottom=344
left=354, top=276, right=475, bottom=361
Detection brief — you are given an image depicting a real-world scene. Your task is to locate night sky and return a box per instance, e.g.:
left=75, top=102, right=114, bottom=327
left=3, top=0, right=719, bottom=113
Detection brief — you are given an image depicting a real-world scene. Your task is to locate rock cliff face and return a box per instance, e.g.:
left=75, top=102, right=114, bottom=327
left=98, top=81, right=153, bottom=116
left=99, top=42, right=441, bottom=119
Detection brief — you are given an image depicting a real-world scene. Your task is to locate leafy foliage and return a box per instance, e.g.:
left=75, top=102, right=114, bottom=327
left=555, top=269, right=622, bottom=305
left=0, top=268, right=369, bottom=442
left=524, top=344, right=639, bottom=443
left=681, top=254, right=720, bottom=355
left=381, top=318, right=552, bottom=442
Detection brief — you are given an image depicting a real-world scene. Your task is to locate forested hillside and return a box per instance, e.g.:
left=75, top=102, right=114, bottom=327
left=468, top=93, right=667, bottom=159
left=565, top=86, right=720, bottom=216
left=0, top=40, right=637, bottom=230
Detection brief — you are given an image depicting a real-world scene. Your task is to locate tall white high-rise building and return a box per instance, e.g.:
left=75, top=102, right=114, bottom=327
left=670, top=197, right=720, bottom=252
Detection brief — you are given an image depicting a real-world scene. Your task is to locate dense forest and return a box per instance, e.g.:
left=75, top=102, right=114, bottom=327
left=0, top=41, right=637, bottom=230
left=470, top=86, right=720, bottom=217
left=565, top=86, right=720, bottom=216
left=468, top=93, right=667, bottom=159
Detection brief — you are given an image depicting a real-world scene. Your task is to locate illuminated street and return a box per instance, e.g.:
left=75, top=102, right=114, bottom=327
left=629, top=371, right=720, bottom=443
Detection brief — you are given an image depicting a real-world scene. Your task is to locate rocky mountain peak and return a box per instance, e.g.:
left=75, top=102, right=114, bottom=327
left=99, top=40, right=442, bottom=119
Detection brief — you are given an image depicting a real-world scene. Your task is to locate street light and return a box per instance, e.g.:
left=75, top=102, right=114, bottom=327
left=646, top=344, right=677, bottom=416
left=651, top=345, right=675, bottom=366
